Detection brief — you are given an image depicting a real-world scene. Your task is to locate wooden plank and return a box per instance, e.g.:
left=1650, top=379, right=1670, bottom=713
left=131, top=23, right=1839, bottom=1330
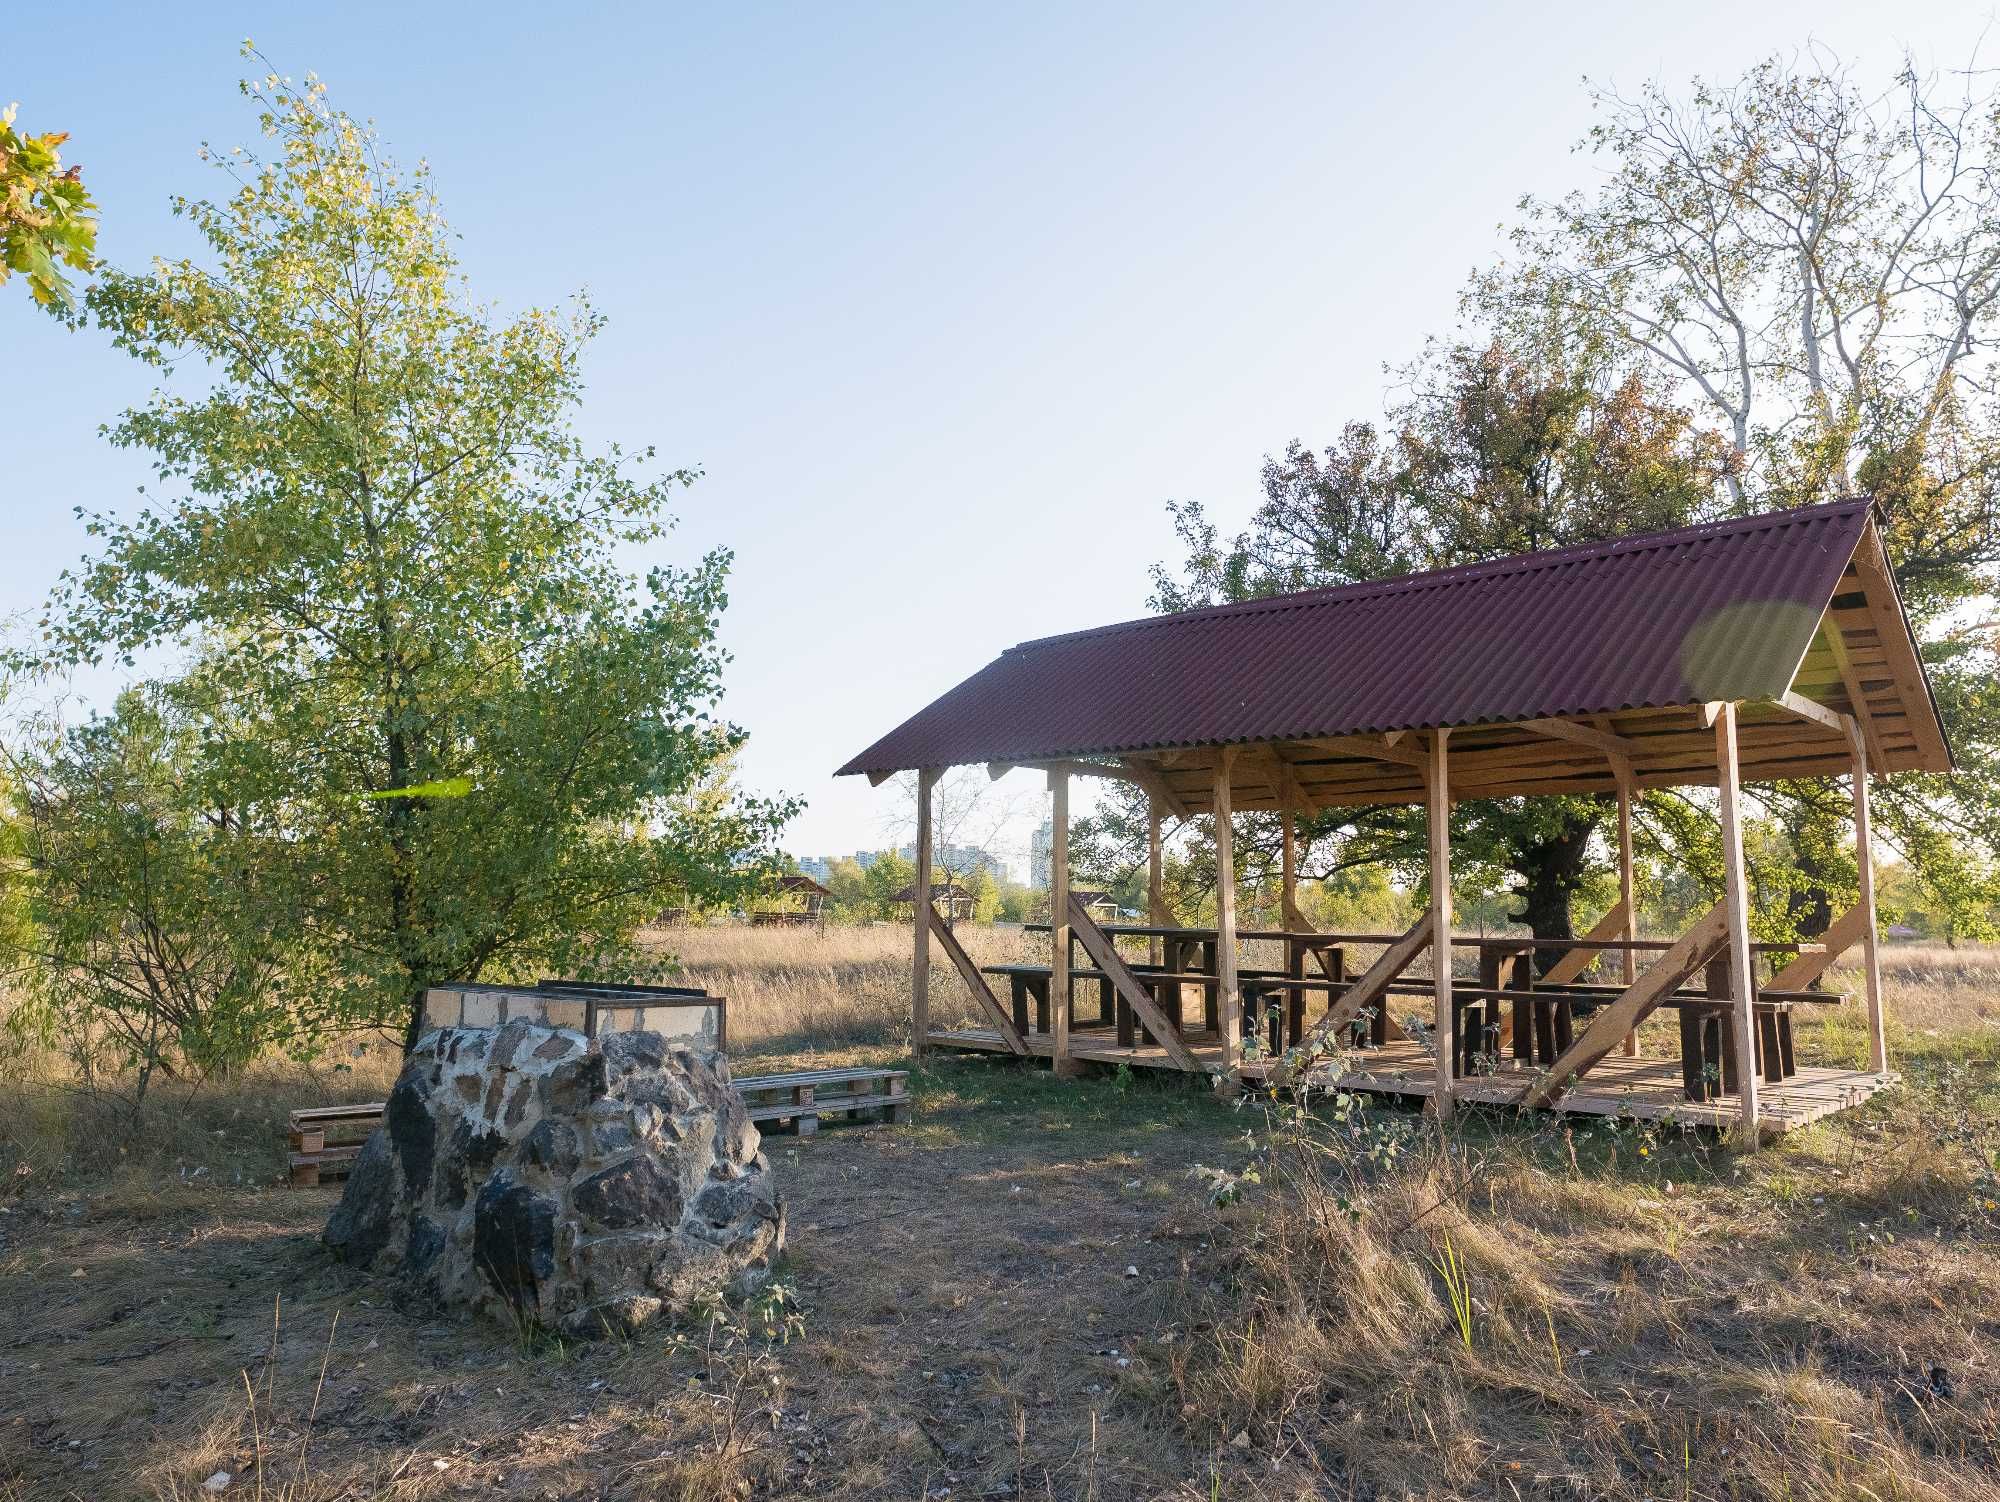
left=1519, top=717, right=1641, bottom=757
left=1821, top=619, right=1889, bottom=770
left=1123, top=756, right=1191, bottom=820
left=1214, top=748, right=1242, bottom=1077
left=1851, top=521, right=1952, bottom=770
left=1427, top=729, right=1453, bottom=1116
left=913, top=768, right=937, bottom=1055
left=1537, top=898, right=1633, bottom=986
left=1715, top=703, right=1760, bottom=1133
left=1273, top=916, right=1433, bottom=1085
left=1066, top=895, right=1203, bottom=1072
left=1763, top=903, right=1870, bottom=991
left=1304, top=734, right=1429, bottom=768
left=1049, top=767, right=1076, bottom=1077
left=1146, top=796, right=1167, bottom=967
left=1770, top=690, right=1847, bottom=735
left=926, top=904, right=1029, bottom=1054
left=1615, top=755, right=1637, bottom=1054
left=1847, top=721, right=1887, bottom=1072
left=1517, top=899, right=1730, bottom=1109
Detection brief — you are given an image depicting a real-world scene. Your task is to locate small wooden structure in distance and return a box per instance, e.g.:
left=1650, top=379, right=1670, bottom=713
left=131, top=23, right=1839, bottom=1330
left=752, top=873, right=832, bottom=927
left=894, top=881, right=976, bottom=925
left=838, top=502, right=1952, bottom=1139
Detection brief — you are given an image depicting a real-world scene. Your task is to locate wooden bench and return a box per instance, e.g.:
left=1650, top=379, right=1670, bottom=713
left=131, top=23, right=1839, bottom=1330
left=288, top=1067, right=910, bottom=1183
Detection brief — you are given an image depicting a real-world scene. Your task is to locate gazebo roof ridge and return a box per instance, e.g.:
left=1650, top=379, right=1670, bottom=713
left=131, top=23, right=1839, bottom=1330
left=1001, top=497, right=1876, bottom=656
left=837, top=496, right=1946, bottom=790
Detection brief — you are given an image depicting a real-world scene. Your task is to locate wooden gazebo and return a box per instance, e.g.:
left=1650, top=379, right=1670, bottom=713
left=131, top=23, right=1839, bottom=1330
left=838, top=502, right=1951, bottom=1137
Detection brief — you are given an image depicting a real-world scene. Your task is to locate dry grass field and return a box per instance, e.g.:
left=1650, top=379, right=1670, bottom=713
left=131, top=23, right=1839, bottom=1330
left=0, top=924, right=1995, bottom=1500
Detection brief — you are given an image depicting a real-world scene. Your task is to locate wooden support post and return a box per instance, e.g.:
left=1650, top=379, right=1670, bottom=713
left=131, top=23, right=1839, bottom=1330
left=1714, top=704, right=1761, bottom=1134
left=1213, top=748, right=1242, bottom=1078
left=1049, top=767, right=1077, bottom=1077
left=1616, top=755, right=1637, bottom=1054
left=1147, top=796, right=1166, bottom=969
left=1847, top=719, right=1887, bottom=1073
left=1428, top=729, right=1453, bottom=1117
left=913, top=767, right=936, bottom=1056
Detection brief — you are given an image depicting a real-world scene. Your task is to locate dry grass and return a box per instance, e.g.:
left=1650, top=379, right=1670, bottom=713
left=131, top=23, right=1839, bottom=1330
left=0, top=926, right=1996, bottom=1500
left=641, top=920, right=1038, bottom=1062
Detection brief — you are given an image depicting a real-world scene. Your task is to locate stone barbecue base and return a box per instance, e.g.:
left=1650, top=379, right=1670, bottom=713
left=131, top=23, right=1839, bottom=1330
left=324, top=1021, right=784, bottom=1336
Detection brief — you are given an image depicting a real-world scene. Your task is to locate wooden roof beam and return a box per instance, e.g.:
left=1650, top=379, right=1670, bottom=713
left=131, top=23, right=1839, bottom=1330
left=1258, top=746, right=1321, bottom=814
left=1767, top=691, right=1849, bottom=736
left=1117, top=756, right=1191, bottom=820
left=1517, top=717, right=1643, bottom=759
left=1817, top=619, right=1889, bottom=769
left=1304, top=734, right=1428, bottom=769
left=987, top=757, right=1140, bottom=786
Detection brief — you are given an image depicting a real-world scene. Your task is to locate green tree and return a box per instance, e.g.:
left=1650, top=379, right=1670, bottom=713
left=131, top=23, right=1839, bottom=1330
left=1134, top=335, right=1725, bottom=962
left=1493, top=47, right=2000, bottom=939
left=863, top=851, right=915, bottom=920
left=5, top=688, right=299, bottom=1110
left=0, top=103, right=97, bottom=311
left=34, top=58, right=795, bottom=1052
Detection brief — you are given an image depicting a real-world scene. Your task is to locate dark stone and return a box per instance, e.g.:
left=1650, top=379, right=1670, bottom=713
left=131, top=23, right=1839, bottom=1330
left=322, top=1131, right=397, bottom=1266
left=544, top=1053, right=607, bottom=1114
left=473, top=1176, right=556, bottom=1312
left=385, top=1079, right=435, bottom=1201
left=600, top=1031, right=665, bottom=1077
left=405, top=1214, right=447, bottom=1275
left=434, top=1120, right=508, bottom=1210
left=691, top=1176, right=779, bottom=1236
left=574, top=1154, right=684, bottom=1231
left=521, top=1120, right=579, bottom=1176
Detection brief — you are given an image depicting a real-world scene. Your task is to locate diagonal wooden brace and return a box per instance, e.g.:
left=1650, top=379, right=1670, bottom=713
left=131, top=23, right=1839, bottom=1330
left=1517, top=900, right=1730, bottom=1110
left=925, top=905, right=1029, bottom=1055
left=1764, top=903, right=1868, bottom=992
left=1537, top=898, right=1632, bottom=986
left=1272, top=916, right=1433, bottom=1088
left=1065, top=894, right=1204, bottom=1072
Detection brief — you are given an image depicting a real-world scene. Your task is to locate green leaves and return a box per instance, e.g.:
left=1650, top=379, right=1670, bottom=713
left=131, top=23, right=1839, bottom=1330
left=34, top=58, right=797, bottom=1052
left=0, top=103, right=99, bottom=313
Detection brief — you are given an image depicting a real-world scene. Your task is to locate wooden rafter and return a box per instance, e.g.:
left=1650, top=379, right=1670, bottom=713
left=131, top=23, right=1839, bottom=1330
left=1819, top=620, right=1888, bottom=771
left=1769, top=690, right=1847, bottom=735
left=1519, top=717, right=1641, bottom=758
left=1119, top=755, right=1191, bottom=819
left=1304, top=733, right=1428, bottom=768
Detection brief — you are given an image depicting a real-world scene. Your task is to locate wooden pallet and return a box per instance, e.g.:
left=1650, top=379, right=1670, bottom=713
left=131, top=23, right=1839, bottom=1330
left=287, top=1067, right=911, bottom=1184
left=288, top=1105, right=385, bottom=1187
left=735, top=1067, right=910, bottom=1136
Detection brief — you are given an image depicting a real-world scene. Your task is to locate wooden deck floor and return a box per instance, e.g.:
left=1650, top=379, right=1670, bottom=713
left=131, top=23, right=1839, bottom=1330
left=927, top=1026, right=1894, bottom=1135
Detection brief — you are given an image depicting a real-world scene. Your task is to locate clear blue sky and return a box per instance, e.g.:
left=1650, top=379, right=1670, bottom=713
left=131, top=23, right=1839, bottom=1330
left=3, top=2, right=1989, bottom=876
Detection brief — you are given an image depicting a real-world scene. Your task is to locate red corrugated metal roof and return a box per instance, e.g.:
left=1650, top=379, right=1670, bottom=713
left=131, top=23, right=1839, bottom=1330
left=837, top=501, right=1877, bottom=777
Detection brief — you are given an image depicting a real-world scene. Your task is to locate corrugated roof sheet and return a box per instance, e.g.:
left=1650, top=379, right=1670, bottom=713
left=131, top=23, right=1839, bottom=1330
left=837, top=500, right=1877, bottom=777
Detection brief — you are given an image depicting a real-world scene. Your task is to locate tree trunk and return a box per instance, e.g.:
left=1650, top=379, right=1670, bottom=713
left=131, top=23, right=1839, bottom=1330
left=1509, top=809, right=1601, bottom=976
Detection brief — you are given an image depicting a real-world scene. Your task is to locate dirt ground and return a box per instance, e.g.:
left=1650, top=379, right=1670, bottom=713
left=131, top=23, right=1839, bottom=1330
left=0, top=1053, right=1246, bottom=1501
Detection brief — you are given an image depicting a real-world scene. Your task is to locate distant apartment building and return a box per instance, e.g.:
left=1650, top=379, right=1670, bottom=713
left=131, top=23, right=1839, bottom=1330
left=1029, top=818, right=1053, bottom=889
